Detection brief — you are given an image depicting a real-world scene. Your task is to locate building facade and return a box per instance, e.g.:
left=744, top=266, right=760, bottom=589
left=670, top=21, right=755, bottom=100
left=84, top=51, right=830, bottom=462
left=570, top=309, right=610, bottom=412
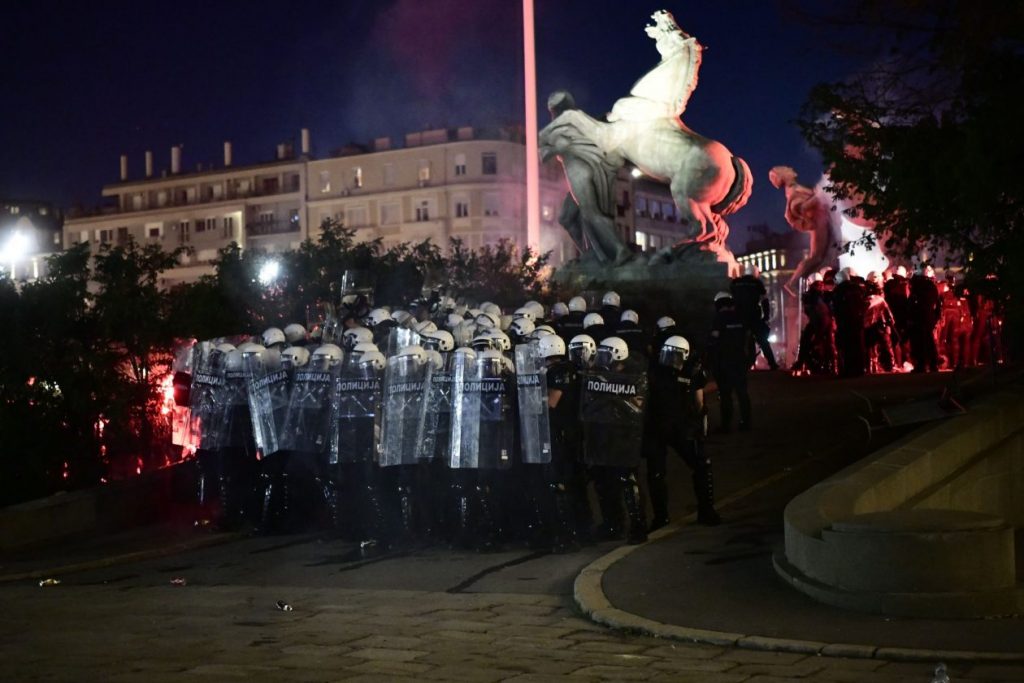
left=1, top=199, right=64, bottom=283
left=63, top=126, right=684, bottom=287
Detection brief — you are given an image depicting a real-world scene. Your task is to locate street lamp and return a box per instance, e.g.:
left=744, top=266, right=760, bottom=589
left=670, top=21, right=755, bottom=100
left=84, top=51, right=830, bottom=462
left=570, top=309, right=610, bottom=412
left=0, top=229, right=33, bottom=278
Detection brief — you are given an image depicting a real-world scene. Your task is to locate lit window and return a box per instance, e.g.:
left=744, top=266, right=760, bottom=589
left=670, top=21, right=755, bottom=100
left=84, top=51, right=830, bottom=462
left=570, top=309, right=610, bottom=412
left=635, top=230, right=647, bottom=248
left=352, top=167, right=363, bottom=189
left=418, top=159, right=431, bottom=185
left=289, top=209, right=300, bottom=226
left=481, top=152, right=497, bottom=175
left=319, top=171, right=331, bottom=193
left=454, top=153, right=467, bottom=176
left=636, top=197, right=648, bottom=217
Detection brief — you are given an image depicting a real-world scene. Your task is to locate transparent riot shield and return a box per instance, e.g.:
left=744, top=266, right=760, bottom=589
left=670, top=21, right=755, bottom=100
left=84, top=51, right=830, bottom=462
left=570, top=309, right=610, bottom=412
left=280, top=360, right=340, bottom=455
left=218, top=363, right=253, bottom=450
left=448, top=351, right=481, bottom=469
left=187, top=344, right=226, bottom=451
left=244, top=351, right=291, bottom=458
left=514, top=344, right=552, bottom=464
left=378, top=354, right=427, bottom=467
left=332, top=358, right=382, bottom=464
left=578, top=370, right=649, bottom=468
left=416, top=356, right=453, bottom=461
left=477, top=358, right=515, bottom=470
left=384, top=327, right=421, bottom=358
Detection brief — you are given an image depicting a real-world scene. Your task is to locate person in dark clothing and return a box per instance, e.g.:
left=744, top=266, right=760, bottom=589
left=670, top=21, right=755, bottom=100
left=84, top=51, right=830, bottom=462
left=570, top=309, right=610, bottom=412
left=708, top=292, right=754, bottom=432
left=582, top=312, right=611, bottom=344
left=831, top=268, right=868, bottom=377
left=907, top=266, right=941, bottom=372
left=598, top=290, right=622, bottom=324
left=614, top=309, right=648, bottom=361
left=643, top=335, right=719, bottom=529
left=883, top=266, right=910, bottom=368
left=794, top=274, right=837, bottom=376
left=538, top=334, right=586, bottom=549
left=730, top=265, right=778, bottom=369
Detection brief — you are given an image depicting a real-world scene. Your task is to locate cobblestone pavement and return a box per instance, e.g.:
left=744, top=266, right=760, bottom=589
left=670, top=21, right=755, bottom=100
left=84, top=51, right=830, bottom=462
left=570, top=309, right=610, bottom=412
left=4, top=581, right=1024, bottom=682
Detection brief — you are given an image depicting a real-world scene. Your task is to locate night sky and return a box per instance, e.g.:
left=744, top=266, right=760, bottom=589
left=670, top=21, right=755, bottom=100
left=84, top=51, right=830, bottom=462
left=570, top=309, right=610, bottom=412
left=3, top=1, right=872, bottom=248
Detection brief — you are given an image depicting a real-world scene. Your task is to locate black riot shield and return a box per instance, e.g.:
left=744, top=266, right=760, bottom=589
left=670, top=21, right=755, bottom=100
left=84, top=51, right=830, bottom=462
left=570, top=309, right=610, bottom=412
left=579, top=370, right=648, bottom=467
left=332, top=358, right=382, bottom=464
left=514, top=344, right=552, bottom=464
left=280, top=360, right=340, bottom=456
left=475, top=356, right=515, bottom=470
left=448, top=352, right=481, bottom=469
left=416, top=355, right=453, bottom=461
left=378, top=354, right=427, bottom=467
left=244, top=351, right=291, bottom=458
left=187, top=344, right=226, bottom=451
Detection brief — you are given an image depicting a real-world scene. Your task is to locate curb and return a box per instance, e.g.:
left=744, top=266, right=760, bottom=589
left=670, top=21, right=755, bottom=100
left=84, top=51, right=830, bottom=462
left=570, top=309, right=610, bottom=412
left=573, top=516, right=1024, bottom=664
left=0, top=531, right=242, bottom=584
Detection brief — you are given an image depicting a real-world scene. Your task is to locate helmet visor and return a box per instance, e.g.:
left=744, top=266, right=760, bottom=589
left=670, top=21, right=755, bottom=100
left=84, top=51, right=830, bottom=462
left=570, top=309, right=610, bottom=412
left=595, top=347, right=615, bottom=369
left=659, top=346, right=688, bottom=370
left=568, top=345, right=592, bottom=368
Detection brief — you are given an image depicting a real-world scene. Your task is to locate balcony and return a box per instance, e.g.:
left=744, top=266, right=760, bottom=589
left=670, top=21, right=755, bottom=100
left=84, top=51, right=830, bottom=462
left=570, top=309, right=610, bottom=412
left=246, top=220, right=300, bottom=237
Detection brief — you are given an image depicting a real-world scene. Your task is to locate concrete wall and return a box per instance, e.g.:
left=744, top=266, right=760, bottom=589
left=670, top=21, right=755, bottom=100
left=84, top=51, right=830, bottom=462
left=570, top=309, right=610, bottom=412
left=777, top=386, right=1024, bottom=617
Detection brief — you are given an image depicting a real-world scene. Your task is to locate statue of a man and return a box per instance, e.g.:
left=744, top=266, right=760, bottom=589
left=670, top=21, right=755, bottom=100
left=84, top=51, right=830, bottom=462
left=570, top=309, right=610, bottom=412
left=540, top=90, right=631, bottom=265
left=768, top=166, right=832, bottom=294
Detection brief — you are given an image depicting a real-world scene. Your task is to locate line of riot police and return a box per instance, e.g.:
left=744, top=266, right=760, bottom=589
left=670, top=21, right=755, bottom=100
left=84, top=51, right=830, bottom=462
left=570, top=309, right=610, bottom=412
left=176, top=291, right=721, bottom=554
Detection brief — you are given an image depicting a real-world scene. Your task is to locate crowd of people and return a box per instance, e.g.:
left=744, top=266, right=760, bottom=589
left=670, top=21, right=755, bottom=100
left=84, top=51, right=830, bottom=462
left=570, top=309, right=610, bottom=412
left=177, top=285, right=764, bottom=554
left=794, top=265, right=1005, bottom=378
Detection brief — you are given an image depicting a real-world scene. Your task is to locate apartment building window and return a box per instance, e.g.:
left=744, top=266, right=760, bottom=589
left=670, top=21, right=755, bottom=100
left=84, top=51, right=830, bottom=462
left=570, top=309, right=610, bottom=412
left=383, top=163, right=395, bottom=186
left=147, top=224, right=162, bottom=239
left=481, top=152, right=497, bottom=175
left=635, top=196, right=648, bottom=217
left=380, top=202, right=400, bottom=225
left=454, top=199, right=470, bottom=218
left=117, top=227, right=129, bottom=245
left=97, top=228, right=113, bottom=244
left=346, top=206, right=368, bottom=227
left=157, top=190, right=168, bottom=207
left=178, top=220, right=190, bottom=242
left=206, top=217, right=217, bottom=232
left=262, top=177, right=279, bottom=194
left=483, top=192, right=500, bottom=216
left=352, top=167, right=363, bottom=189
left=414, top=199, right=432, bottom=222
left=418, top=159, right=431, bottom=185
left=79, top=230, right=88, bottom=244
left=319, top=171, right=331, bottom=193
left=132, top=194, right=143, bottom=210
left=222, top=216, right=234, bottom=238
left=635, top=230, right=648, bottom=249
left=289, top=209, right=300, bottom=227
left=454, top=153, right=467, bottom=176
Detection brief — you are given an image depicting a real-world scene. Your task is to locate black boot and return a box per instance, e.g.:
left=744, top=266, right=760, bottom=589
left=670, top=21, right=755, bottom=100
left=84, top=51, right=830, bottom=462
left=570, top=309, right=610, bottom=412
left=594, top=470, right=624, bottom=541
left=474, top=483, right=498, bottom=552
left=256, top=474, right=275, bottom=535
left=647, top=466, right=670, bottom=533
left=551, top=483, right=579, bottom=553
left=694, top=460, right=721, bottom=526
left=395, top=483, right=416, bottom=546
left=621, top=473, right=647, bottom=545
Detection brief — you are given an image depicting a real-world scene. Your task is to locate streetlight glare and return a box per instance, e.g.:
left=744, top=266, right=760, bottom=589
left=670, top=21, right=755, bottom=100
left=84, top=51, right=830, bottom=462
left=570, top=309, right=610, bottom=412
left=1, top=230, right=33, bottom=263
left=258, top=259, right=281, bottom=286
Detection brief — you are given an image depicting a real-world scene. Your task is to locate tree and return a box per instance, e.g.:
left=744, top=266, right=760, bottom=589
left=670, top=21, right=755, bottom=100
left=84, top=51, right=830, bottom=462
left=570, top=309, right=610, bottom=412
left=795, top=0, right=1024, bottom=346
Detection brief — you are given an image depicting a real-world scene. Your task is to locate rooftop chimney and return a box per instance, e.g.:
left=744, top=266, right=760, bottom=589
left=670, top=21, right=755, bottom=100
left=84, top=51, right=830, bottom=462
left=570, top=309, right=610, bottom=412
left=301, top=128, right=310, bottom=156
left=119, top=154, right=128, bottom=181
left=171, top=145, right=182, bottom=174
left=145, top=150, right=153, bottom=178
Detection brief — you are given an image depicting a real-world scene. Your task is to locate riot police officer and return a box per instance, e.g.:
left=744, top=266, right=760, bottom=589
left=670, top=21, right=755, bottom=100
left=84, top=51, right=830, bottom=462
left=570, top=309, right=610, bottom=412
left=709, top=292, right=754, bottom=432
left=731, top=264, right=778, bottom=370
left=644, top=336, right=720, bottom=528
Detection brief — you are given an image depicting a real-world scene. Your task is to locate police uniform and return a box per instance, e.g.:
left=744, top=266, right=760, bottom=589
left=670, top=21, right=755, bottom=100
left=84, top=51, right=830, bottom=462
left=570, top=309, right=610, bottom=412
left=643, top=358, right=717, bottom=527
left=546, top=357, right=588, bottom=545
left=709, top=302, right=754, bottom=431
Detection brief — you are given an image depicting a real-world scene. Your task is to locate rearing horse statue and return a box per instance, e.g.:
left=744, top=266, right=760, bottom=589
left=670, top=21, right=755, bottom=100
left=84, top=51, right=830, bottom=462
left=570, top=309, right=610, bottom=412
left=540, top=10, right=752, bottom=273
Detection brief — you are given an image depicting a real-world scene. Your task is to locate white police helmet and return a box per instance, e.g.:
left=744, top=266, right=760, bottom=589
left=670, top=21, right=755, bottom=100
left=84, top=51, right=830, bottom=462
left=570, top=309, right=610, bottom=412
left=396, top=344, right=427, bottom=364
left=352, top=341, right=379, bottom=356
left=482, top=302, right=502, bottom=319
left=364, top=308, right=391, bottom=328
left=602, top=291, right=621, bottom=308
left=659, top=335, right=690, bottom=369
left=510, top=317, right=535, bottom=338
left=568, top=296, right=587, bottom=313
left=261, top=327, right=286, bottom=348
left=656, top=316, right=676, bottom=330
left=513, top=306, right=535, bottom=322
left=414, top=320, right=438, bottom=335
left=453, top=346, right=477, bottom=362
left=342, top=326, right=373, bottom=350
left=538, top=334, right=567, bottom=359
left=422, top=329, right=455, bottom=352
left=425, top=349, right=444, bottom=371
left=446, top=313, right=465, bottom=330
left=583, top=312, right=604, bottom=329
left=281, top=345, right=310, bottom=368
left=568, top=334, right=597, bottom=367
left=714, top=291, right=733, bottom=303
left=474, top=311, right=500, bottom=329
left=489, top=329, right=512, bottom=352
left=620, top=309, right=639, bottom=324
left=524, top=301, right=545, bottom=320
left=283, top=323, right=307, bottom=345
left=551, top=302, right=569, bottom=319
left=358, top=350, right=386, bottom=371
left=311, top=343, right=344, bottom=367
left=596, top=336, right=629, bottom=367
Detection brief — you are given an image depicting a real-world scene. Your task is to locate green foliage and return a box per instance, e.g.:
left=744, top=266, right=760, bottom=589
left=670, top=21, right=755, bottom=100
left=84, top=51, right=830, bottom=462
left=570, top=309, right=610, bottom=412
left=796, top=0, right=1024, bottom=347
